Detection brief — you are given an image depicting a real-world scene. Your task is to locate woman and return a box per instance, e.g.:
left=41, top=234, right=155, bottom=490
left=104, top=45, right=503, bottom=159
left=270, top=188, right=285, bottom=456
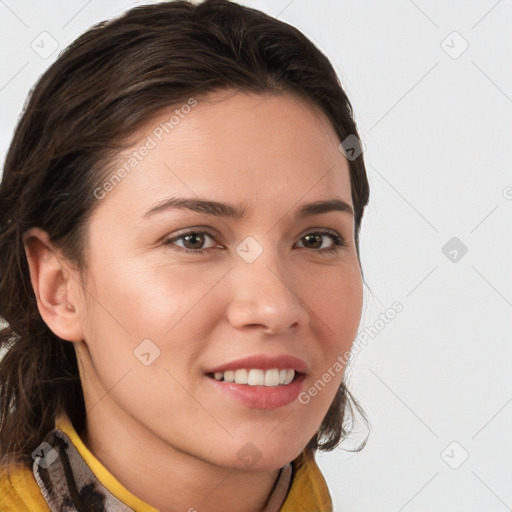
left=0, top=1, right=369, bottom=510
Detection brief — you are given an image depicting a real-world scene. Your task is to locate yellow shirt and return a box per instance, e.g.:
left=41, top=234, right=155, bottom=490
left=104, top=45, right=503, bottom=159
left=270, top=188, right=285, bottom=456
left=0, top=415, right=333, bottom=511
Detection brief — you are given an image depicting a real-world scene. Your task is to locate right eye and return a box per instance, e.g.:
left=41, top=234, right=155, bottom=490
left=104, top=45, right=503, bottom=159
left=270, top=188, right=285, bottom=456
left=161, top=230, right=220, bottom=254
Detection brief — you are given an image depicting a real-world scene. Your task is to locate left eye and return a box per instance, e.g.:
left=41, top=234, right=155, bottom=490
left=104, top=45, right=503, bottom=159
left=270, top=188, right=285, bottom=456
left=296, top=231, right=345, bottom=252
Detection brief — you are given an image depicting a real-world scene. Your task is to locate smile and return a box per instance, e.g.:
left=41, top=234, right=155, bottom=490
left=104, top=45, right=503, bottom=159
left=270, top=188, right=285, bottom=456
left=204, top=354, right=308, bottom=409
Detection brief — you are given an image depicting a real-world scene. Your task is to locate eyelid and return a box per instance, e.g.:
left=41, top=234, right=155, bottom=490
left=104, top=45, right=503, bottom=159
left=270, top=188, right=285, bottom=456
left=161, top=226, right=221, bottom=242
left=302, top=227, right=344, bottom=239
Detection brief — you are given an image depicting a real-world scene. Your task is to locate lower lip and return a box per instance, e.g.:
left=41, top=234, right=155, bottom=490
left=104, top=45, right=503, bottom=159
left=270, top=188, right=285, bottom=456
left=206, top=373, right=306, bottom=410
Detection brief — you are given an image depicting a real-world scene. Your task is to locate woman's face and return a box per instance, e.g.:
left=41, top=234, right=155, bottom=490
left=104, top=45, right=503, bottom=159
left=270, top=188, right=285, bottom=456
left=73, top=90, right=363, bottom=470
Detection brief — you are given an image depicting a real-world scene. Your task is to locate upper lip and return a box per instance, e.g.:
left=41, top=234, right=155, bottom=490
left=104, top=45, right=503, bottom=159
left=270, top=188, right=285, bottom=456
left=206, top=354, right=308, bottom=374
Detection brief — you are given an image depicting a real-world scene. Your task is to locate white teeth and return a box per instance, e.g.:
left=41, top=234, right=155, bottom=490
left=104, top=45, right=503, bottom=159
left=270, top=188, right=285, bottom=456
left=212, top=368, right=296, bottom=387
left=223, top=370, right=235, bottom=383
left=248, top=369, right=265, bottom=386
left=264, top=368, right=280, bottom=387
left=284, top=369, right=295, bottom=385
left=234, top=369, right=248, bottom=384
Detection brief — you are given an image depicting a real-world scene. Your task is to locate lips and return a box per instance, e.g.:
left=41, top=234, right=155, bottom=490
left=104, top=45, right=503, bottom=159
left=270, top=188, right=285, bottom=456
left=205, top=354, right=307, bottom=409
left=205, top=354, right=308, bottom=374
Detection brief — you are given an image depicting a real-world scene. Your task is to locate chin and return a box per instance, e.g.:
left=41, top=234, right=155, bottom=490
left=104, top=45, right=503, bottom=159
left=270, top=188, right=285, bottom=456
left=217, top=417, right=319, bottom=469
left=218, top=439, right=310, bottom=472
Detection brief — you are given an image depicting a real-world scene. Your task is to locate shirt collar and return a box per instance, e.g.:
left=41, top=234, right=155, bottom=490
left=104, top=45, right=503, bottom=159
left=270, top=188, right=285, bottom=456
left=32, top=414, right=331, bottom=511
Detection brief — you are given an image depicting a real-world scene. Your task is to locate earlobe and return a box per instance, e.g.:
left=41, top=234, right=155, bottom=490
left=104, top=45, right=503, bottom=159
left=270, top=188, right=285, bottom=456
left=23, top=227, right=84, bottom=342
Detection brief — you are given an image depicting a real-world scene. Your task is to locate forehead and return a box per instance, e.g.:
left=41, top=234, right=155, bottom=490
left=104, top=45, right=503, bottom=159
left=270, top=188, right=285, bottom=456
left=96, top=90, right=352, bottom=220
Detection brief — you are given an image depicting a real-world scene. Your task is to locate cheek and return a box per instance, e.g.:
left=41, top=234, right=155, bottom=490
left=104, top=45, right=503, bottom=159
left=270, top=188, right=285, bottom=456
left=77, top=258, right=210, bottom=418
left=85, top=255, right=208, bottom=338
left=311, top=265, right=363, bottom=356
left=299, top=266, right=362, bottom=414
left=79, top=255, right=228, bottom=382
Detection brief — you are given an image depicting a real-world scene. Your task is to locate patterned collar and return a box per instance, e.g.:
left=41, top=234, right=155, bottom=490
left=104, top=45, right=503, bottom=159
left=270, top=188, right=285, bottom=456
left=32, top=418, right=293, bottom=512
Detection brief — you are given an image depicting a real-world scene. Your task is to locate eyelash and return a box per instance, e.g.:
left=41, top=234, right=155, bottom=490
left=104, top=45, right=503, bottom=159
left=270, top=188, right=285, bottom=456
left=161, top=229, right=346, bottom=255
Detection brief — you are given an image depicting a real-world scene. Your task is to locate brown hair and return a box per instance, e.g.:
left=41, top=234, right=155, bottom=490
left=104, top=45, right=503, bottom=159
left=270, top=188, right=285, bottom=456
left=0, top=0, right=369, bottom=468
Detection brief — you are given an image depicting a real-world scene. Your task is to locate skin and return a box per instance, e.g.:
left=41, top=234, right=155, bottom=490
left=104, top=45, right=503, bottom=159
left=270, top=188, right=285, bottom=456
left=24, top=90, right=363, bottom=512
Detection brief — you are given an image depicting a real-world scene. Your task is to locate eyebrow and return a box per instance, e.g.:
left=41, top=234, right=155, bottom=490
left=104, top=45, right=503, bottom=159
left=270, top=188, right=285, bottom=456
left=143, top=196, right=354, bottom=220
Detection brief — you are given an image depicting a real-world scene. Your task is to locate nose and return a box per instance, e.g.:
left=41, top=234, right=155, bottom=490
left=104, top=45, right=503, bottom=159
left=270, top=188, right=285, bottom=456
left=226, top=246, right=310, bottom=336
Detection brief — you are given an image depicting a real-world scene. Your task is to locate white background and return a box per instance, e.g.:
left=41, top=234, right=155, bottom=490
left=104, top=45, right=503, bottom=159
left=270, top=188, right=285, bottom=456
left=1, top=1, right=511, bottom=511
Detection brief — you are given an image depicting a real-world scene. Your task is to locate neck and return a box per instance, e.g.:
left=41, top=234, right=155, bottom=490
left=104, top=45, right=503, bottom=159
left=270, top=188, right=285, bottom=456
left=78, top=399, right=282, bottom=512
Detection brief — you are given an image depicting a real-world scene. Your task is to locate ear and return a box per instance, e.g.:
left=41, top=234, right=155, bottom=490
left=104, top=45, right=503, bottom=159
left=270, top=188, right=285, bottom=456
left=23, top=227, right=84, bottom=342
